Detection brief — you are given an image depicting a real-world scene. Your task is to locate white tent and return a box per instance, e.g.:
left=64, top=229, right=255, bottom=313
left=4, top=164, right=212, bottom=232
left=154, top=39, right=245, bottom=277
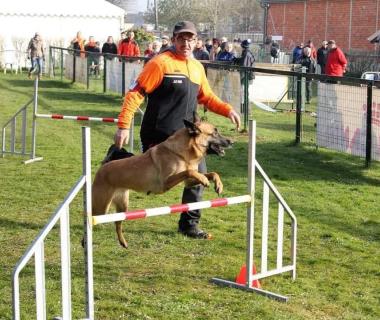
left=0, top=0, right=125, bottom=69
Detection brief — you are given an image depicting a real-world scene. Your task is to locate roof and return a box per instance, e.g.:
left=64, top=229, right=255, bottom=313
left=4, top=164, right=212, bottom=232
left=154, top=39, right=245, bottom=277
left=368, top=30, right=380, bottom=43
left=1, top=0, right=125, bottom=18
left=261, top=0, right=305, bottom=3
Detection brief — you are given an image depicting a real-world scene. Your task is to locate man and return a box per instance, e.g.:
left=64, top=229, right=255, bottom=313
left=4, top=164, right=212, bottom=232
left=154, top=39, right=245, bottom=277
left=27, top=32, right=44, bottom=79
left=316, top=40, right=328, bottom=74
left=234, top=39, right=255, bottom=111
left=299, top=47, right=317, bottom=104
left=193, top=39, right=210, bottom=60
left=325, top=40, right=347, bottom=77
left=159, top=35, right=170, bottom=53
left=114, top=21, right=240, bottom=239
left=102, top=36, right=118, bottom=59
left=118, top=31, right=140, bottom=57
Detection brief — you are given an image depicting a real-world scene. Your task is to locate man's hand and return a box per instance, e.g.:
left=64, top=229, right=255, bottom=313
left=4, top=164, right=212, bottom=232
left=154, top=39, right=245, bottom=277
left=114, top=128, right=129, bottom=149
left=228, top=110, right=241, bottom=131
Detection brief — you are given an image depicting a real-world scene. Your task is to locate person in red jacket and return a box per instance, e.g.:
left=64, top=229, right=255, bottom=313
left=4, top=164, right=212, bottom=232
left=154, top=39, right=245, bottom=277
left=117, top=31, right=140, bottom=57
left=325, top=40, right=347, bottom=76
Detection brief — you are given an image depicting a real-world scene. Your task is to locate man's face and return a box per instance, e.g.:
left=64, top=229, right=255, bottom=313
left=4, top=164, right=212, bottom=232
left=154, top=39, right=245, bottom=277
left=328, top=42, right=336, bottom=50
left=173, top=32, right=197, bottom=58
left=128, top=32, right=134, bottom=39
left=162, top=39, right=169, bottom=45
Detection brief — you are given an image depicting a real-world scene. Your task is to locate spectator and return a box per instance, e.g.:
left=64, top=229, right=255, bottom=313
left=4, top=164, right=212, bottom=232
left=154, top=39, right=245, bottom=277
left=325, top=40, right=347, bottom=77
left=305, top=40, right=317, bottom=60
left=159, top=35, right=170, bottom=53
left=220, top=36, right=228, bottom=52
left=145, top=41, right=161, bottom=61
left=209, top=38, right=221, bottom=61
left=316, top=40, right=328, bottom=74
left=71, top=31, right=85, bottom=57
left=292, top=42, right=304, bottom=64
left=233, top=38, right=242, bottom=57
left=118, top=31, right=140, bottom=57
left=217, top=42, right=236, bottom=62
left=102, top=36, right=118, bottom=59
left=299, top=47, right=317, bottom=104
left=270, top=41, right=280, bottom=63
left=114, top=20, right=240, bottom=240
left=205, top=38, right=212, bottom=53
left=234, top=39, right=255, bottom=110
left=193, top=39, right=210, bottom=60
left=85, top=36, right=101, bottom=77
left=144, top=42, right=154, bottom=57
left=27, top=32, right=44, bottom=79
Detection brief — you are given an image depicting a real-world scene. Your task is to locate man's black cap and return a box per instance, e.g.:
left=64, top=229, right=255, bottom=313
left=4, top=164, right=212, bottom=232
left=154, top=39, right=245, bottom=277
left=173, top=21, right=197, bottom=35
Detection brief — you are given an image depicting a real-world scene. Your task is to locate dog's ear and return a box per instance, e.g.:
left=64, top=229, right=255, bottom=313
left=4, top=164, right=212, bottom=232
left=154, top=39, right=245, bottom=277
left=193, top=111, right=201, bottom=124
left=183, top=119, right=201, bottom=136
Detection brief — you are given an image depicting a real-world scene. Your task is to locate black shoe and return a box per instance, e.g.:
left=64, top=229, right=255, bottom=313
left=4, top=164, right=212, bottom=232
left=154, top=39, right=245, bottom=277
left=178, top=227, right=212, bottom=239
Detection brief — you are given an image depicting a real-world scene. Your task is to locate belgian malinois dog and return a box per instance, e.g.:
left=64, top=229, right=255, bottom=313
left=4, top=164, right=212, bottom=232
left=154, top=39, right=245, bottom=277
left=92, top=119, right=233, bottom=248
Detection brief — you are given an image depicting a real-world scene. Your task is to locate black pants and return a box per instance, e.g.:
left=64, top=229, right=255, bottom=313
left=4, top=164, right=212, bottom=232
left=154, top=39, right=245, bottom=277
left=179, top=158, right=206, bottom=231
left=142, top=142, right=206, bottom=231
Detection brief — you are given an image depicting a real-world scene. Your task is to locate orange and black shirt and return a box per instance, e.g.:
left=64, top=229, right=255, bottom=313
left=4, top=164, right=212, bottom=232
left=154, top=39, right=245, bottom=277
left=118, top=48, right=232, bottom=144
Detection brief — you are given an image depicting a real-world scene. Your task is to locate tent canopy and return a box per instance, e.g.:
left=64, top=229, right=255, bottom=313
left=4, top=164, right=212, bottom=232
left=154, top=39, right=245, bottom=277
left=1, top=0, right=125, bottom=18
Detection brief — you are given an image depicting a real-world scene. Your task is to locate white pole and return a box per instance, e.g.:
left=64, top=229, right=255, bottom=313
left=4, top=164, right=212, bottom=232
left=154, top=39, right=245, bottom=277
left=82, top=127, right=94, bottom=319
left=246, top=120, right=256, bottom=287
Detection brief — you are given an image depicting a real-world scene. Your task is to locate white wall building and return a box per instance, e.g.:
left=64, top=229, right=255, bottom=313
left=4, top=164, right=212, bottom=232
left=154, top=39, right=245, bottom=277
left=0, top=0, right=125, bottom=70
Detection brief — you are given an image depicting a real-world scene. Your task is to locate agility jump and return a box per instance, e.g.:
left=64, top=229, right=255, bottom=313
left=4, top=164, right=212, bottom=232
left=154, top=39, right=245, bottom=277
left=1, top=78, right=142, bottom=164
left=12, top=120, right=297, bottom=320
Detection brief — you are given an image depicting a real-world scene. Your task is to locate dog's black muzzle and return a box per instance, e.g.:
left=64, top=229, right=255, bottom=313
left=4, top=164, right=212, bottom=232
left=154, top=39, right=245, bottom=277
left=207, top=137, right=233, bottom=156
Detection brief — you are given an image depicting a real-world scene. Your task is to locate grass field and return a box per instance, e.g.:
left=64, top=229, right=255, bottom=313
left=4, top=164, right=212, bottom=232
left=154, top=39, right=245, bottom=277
left=0, top=73, right=379, bottom=320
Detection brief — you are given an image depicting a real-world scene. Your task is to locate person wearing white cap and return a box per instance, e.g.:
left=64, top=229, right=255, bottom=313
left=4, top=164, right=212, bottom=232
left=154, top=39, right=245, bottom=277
left=114, top=21, right=240, bottom=239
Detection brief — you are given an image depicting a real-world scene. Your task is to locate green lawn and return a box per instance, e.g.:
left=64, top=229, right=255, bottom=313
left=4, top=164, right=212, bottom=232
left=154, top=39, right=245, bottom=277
left=0, top=73, right=379, bottom=320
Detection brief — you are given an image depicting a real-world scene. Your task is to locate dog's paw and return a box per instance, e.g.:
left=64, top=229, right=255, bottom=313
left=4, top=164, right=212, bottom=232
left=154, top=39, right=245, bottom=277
left=214, top=180, right=223, bottom=195
left=199, top=175, right=210, bottom=187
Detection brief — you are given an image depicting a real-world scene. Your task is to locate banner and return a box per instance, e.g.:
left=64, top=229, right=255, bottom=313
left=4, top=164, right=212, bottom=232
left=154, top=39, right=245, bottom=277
left=106, top=58, right=123, bottom=93
left=74, top=56, right=87, bottom=85
left=64, top=54, right=73, bottom=80
left=317, top=82, right=380, bottom=161
left=206, top=69, right=241, bottom=112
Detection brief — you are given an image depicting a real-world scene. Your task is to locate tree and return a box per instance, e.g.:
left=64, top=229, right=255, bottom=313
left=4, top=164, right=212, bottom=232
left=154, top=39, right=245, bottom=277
left=144, top=0, right=263, bottom=36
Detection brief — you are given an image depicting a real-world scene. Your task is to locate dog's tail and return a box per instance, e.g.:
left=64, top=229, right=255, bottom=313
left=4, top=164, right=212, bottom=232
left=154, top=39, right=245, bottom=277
left=102, top=144, right=135, bottom=164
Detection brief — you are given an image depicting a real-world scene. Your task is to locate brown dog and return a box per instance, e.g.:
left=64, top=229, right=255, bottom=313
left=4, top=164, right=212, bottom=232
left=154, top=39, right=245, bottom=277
left=92, top=119, right=232, bottom=248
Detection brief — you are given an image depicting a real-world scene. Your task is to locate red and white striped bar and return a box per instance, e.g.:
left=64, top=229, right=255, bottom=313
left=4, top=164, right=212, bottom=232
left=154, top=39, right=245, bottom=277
left=36, top=113, right=118, bottom=123
left=92, top=195, right=251, bottom=225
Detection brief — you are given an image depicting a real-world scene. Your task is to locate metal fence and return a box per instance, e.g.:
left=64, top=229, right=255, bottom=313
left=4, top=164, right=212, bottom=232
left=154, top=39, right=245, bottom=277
left=47, top=46, right=380, bottom=165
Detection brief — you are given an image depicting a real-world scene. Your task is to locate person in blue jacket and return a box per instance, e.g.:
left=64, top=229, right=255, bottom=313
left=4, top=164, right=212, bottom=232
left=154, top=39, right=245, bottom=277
left=292, top=42, right=304, bottom=64
left=217, top=42, right=236, bottom=62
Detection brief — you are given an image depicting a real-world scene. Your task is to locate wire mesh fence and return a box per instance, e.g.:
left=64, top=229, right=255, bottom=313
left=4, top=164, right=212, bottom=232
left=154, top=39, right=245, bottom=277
left=47, top=46, right=380, bottom=165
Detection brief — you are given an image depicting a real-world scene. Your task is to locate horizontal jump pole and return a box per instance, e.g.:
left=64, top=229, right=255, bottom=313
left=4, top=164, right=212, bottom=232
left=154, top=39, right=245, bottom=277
left=36, top=113, right=118, bottom=123
left=92, top=195, right=251, bottom=225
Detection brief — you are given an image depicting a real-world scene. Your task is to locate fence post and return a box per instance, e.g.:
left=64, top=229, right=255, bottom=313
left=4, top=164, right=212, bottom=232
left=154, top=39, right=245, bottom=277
left=295, top=73, right=302, bottom=144
left=121, top=58, right=126, bottom=96
left=365, top=82, right=373, bottom=167
left=60, top=49, right=64, bottom=81
left=48, top=46, right=52, bottom=78
left=103, top=58, right=107, bottom=93
left=243, top=70, right=249, bottom=131
left=72, top=55, right=76, bottom=83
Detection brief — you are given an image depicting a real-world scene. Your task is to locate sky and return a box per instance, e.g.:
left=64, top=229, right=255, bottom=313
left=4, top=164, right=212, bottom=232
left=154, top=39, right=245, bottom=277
left=129, top=0, right=148, bottom=13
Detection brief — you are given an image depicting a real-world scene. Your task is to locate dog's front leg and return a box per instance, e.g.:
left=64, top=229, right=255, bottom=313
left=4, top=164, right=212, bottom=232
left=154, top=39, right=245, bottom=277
left=203, top=172, right=223, bottom=195
left=164, top=170, right=210, bottom=192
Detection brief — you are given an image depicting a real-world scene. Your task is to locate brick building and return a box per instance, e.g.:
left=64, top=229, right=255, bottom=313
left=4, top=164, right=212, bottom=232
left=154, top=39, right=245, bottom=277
left=262, top=0, right=379, bottom=53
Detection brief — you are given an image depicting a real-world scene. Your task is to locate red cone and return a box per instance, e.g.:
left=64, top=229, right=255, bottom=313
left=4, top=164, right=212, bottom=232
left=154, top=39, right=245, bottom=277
left=235, top=263, right=261, bottom=288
